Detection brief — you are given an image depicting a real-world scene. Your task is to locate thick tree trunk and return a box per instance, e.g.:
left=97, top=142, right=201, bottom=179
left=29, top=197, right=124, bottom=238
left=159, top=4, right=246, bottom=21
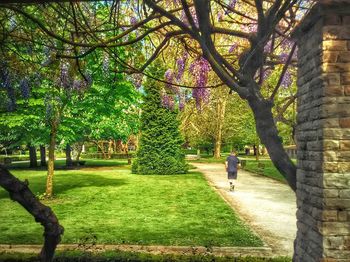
left=65, top=144, right=73, bottom=167
left=40, top=145, right=46, bottom=167
left=29, top=145, right=38, bottom=168
left=248, top=98, right=297, bottom=191
left=46, top=126, right=56, bottom=197
left=0, top=164, right=64, bottom=262
left=255, top=142, right=260, bottom=161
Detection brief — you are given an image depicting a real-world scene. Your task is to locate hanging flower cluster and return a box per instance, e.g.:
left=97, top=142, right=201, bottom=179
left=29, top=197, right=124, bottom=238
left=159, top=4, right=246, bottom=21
left=176, top=52, right=188, bottom=82
left=189, top=57, right=211, bottom=109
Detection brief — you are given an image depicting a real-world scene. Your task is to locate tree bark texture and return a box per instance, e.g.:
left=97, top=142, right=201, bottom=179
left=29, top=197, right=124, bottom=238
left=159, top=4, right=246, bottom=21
left=214, top=98, right=226, bottom=159
left=98, top=141, right=107, bottom=159
left=108, top=140, right=113, bottom=159
left=46, top=126, right=56, bottom=197
left=40, top=145, right=46, bottom=167
left=0, top=164, right=64, bottom=262
left=75, top=143, right=83, bottom=162
left=65, top=144, right=73, bottom=167
left=248, top=97, right=296, bottom=191
left=29, top=145, right=38, bottom=168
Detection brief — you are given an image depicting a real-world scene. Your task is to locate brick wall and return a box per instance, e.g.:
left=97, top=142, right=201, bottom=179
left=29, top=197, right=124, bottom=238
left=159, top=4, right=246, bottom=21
left=293, top=2, right=350, bottom=261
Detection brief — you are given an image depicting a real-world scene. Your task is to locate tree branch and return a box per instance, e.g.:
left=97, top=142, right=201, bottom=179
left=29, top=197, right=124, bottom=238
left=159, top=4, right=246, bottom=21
left=0, top=165, right=64, bottom=262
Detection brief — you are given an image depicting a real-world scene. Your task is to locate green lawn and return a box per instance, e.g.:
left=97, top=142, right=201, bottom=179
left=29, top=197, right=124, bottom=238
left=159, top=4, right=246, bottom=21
left=0, top=159, right=262, bottom=247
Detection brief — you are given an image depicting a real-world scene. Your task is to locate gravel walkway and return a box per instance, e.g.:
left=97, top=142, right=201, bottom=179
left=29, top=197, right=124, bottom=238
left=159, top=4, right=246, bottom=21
left=193, top=162, right=296, bottom=257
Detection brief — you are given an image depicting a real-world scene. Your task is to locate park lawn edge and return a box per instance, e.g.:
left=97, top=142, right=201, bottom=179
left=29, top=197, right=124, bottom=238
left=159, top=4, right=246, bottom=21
left=0, top=250, right=292, bottom=262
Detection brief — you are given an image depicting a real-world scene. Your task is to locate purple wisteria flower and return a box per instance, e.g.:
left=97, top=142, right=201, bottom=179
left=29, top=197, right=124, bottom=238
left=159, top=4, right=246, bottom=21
left=161, top=92, right=175, bottom=110
left=180, top=8, right=198, bottom=28
left=130, top=16, right=137, bottom=25
left=164, top=69, right=179, bottom=94
left=189, top=57, right=211, bottom=108
left=281, top=70, right=293, bottom=88
left=176, top=52, right=188, bottom=81
left=229, top=43, right=238, bottom=53
left=279, top=53, right=289, bottom=63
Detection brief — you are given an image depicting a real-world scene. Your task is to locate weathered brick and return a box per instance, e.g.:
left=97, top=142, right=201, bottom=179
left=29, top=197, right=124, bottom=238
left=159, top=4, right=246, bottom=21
left=322, top=63, right=350, bottom=73
left=338, top=211, right=348, bottom=222
left=322, top=210, right=339, bottom=222
left=323, top=162, right=339, bottom=172
left=343, top=16, right=350, bottom=25
left=338, top=162, right=350, bottom=172
left=323, top=128, right=343, bottom=139
left=324, top=140, right=340, bottom=150
left=324, top=173, right=349, bottom=188
left=324, top=151, right=338, bottom=161
left=324, top=85, right=344, bottom=96
left=323, top=40, right=348, bottom=51
left=323, top=26, right=350, bottom=40
left=339, top=189, right=350, bottom=198
left=340, top=140, right=350, bottom=150
left=322, top=73, right=341, bottom=85
left=336, top=51, right=350, bottom=62
left=324, top=236, right=347, bottom=249
left=324, top=189, right=339, bottom=198
left=339, top=117, right=350, bottom=128
left=324, top=14, right=342, bottom=25
left=345, top=85, right=350, bottom=95
left=323, top=51, right=340, bottom=62
left=341, top=72, right=350, bottom=84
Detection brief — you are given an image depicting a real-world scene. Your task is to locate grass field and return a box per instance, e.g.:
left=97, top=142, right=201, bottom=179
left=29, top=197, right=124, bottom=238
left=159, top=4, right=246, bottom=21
left=0, top=159, right=262, bottom=247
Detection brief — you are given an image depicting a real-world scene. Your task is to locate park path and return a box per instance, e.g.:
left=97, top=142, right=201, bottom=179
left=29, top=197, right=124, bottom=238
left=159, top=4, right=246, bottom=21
left=193, top=162, right=296, bottom=257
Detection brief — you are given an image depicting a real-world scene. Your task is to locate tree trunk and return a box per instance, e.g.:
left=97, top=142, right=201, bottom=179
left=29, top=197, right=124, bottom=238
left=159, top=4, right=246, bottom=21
left=29, top=145, right=38, bottom=168
left=46, top=126, right=56, bottom=197
left=214, top=98, right=226, bottom=159
left=98, top=142, right=107, bottom=159
left=108, top=140, right=113, bottom=159
left=255, top=142, right=260, bottom=161
left=248, top=97, right=296, bottom=191
left=125, top=146, right=131, bottom=165
left=0, top=164, right=64, bottom=262
left=197, top=148, right=201, bottom=158
left=75, top=143, right=83, bottom=162
left=40, top=145, right=46, bottom=167
left=113, top=139, right=117, bottom=153
left=65, top=144, right=73, bottom=167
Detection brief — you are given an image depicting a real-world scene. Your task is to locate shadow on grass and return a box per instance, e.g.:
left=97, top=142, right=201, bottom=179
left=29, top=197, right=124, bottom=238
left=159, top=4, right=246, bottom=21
left=0, top=172, right=127, bottom=200
left=5, top=159, right=129, bottom=170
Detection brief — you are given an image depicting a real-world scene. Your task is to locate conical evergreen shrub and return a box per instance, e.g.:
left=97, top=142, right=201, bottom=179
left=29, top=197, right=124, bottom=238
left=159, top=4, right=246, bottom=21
left=132, top=72, right=188, bottom=175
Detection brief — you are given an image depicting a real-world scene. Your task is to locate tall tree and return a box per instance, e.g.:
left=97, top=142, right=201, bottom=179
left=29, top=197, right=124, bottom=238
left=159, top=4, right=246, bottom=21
left=133, top=66, right=187, bottom=175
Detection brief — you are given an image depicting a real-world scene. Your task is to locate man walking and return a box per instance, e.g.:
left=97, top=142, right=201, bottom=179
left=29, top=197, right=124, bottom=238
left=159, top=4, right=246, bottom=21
left=225, top=150, right=240, bottom=191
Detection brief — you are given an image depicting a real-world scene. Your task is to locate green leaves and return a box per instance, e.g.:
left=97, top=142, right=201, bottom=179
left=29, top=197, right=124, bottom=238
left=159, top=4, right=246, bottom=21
left=133, top=69, right=187, bottom=175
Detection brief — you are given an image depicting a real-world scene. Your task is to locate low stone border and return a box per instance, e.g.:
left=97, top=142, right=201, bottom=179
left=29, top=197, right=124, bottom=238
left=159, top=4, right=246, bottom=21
left=0, top=244, right=272, bottom=257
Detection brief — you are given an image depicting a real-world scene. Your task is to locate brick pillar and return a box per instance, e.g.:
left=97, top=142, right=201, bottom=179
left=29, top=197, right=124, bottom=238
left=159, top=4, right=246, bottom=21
left=292, top=1, right=350, bottom=261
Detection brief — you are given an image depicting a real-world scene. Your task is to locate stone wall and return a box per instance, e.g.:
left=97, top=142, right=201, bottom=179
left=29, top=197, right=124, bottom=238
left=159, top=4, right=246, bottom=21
left=293, top=2, right=350, bottom=261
